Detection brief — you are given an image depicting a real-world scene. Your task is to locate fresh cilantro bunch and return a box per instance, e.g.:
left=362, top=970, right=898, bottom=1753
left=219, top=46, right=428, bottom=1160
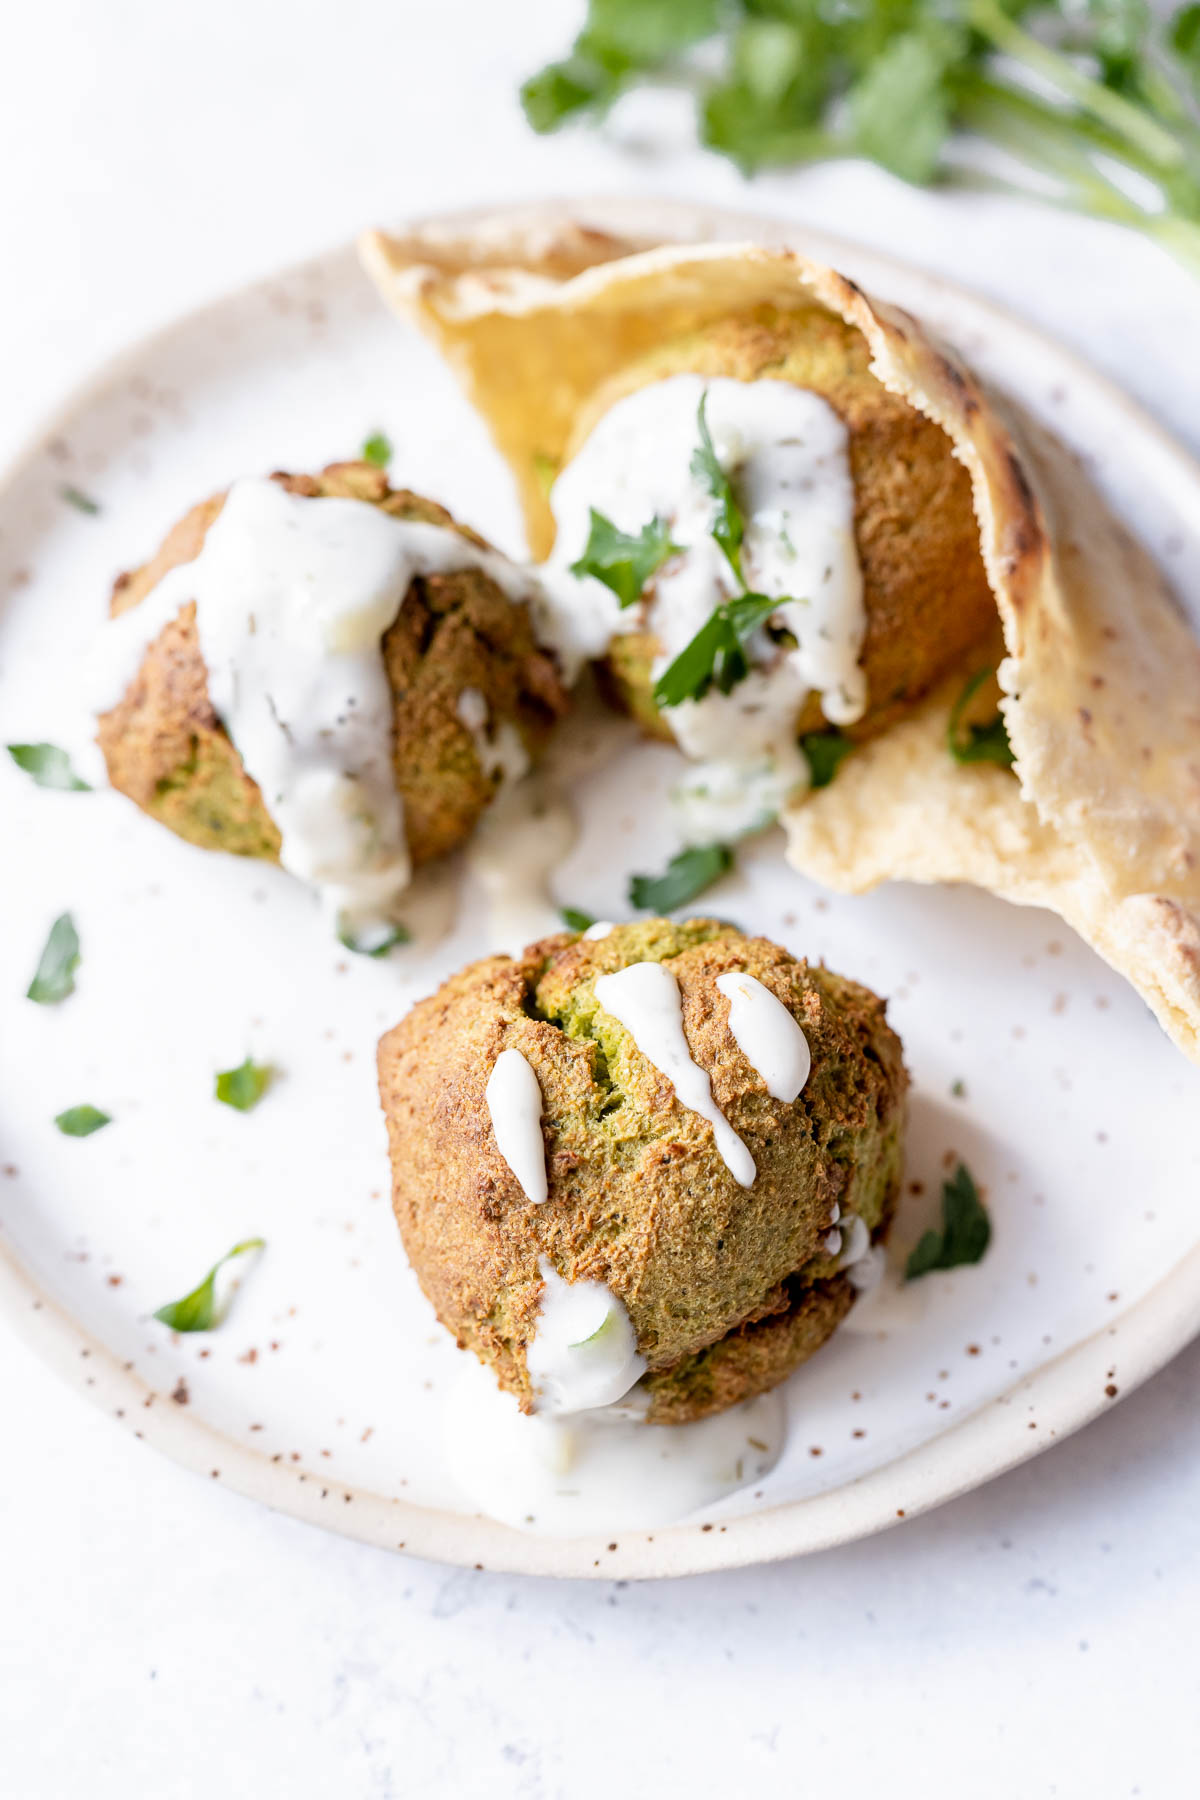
left=523, top=0, right=1200, bottom=274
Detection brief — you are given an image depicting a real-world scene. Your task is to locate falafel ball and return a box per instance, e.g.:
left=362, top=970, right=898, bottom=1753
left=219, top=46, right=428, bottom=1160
left=97, top=461, right=570, bottom=867
left=377, top=917, right=907, bottom=1424
left=577, top=305, right=1000, bottom=744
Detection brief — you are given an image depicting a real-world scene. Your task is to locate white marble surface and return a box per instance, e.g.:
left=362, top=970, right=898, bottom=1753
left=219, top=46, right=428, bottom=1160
left=2, top=3, right=1199, bottom=1795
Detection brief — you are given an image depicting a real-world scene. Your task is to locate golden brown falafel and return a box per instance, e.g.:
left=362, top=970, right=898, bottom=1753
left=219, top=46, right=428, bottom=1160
left=97, top=461, right=570, bottom=867
left=577, top=305, right=1001, bottom=743
left=377, top=917, right=907, bottom=1424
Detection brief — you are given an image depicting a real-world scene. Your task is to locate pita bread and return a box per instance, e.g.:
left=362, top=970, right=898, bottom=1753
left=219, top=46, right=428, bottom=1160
left=361, top=206, right=1200, bottom=1062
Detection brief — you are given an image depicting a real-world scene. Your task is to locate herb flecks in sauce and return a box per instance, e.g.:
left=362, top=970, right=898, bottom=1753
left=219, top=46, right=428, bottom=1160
left=337, top=921, right=411, bottom=958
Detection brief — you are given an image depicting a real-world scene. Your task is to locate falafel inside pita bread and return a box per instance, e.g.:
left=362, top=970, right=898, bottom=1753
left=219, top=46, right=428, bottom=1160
left=360, top=213, right=1200, bottom=1063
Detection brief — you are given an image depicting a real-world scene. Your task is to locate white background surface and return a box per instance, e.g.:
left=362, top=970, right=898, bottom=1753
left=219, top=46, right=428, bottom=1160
left=2, top=3, right=1199, bottom=1795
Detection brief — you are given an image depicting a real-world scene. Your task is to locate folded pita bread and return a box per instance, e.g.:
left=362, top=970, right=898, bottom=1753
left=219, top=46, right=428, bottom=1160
left=361, top=205, right=1200, bottom=1063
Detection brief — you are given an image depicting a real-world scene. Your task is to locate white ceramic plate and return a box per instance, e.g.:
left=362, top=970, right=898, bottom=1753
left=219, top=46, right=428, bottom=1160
left=2, top=198, right=1198, bottom=1580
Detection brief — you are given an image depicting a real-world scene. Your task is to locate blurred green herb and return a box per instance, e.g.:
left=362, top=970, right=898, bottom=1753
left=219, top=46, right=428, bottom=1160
left=60, top=485, right=100, bottom=515
left=533, top=451, right=560, bottom=496
left=561, top=906, right=598, bottom=931
left=691, top=392, right=744, bottom=584
left=629, top=842, right=734, bottom=910
left=800, top=730, right=854, bottom=789
left=214, top=1057, right=272, bottom=1113
left=153, top=1237, right=265, bottom=1332
left=571, top=507, right=683, bottom=606
left=948, top=666, right=1015, bottom=766
left=361, top=432, right=392, bottom=468
left=906, top=1161, right=992, bottom=1278
left=27, top=913, right=80, bottom=1005
left=523, top=1, right=1200, bottom=276
left=6, top=743, right=91, bottom=790
left=337, top=921, right=411, bottom=958
left=54, top=1104, right=111, bottom=1138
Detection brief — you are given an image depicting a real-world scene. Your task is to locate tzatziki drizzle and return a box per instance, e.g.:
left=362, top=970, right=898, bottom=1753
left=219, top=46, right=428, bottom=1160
left=715, top=971, right=811, bottom=1103
left=594, top=960, right=755, bottom=1187
left=485, top=1047, right=549, bottom=1206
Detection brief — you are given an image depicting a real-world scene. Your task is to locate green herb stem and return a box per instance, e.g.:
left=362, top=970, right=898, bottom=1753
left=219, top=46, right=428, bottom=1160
left=967, top=0, right=1189, bottom=174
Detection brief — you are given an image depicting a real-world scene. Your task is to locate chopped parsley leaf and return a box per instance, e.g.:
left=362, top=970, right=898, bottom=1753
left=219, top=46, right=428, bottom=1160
left=214, top=1057, right=272, bottom=1113
left=629, top=842, right=733, bottom=912
left=6, top=742, right=91, bottom=791
left=570, top=507, right=682, bottom=608
left=153, top=1237, right=265, bottom=1332
left=27, top=913, right=80, bottom=1005
left=60, top=485, right=100, bottom=515
left=653, top=592, right=781, bottom=708
left=690, top=391, right=745, bottom=585
left=800, top=730, right=853, bottom=790
left=337, top=921, right=411, bottom=958
left=560, top=907, right=597, bottom=932
left=905, top=1161, right=992, bottom=1280
left=54, top=1104, right=111, bottom=1138
left=948, top=667, right=1014, bottom=767
left=361, top=432, right=393, bottom=469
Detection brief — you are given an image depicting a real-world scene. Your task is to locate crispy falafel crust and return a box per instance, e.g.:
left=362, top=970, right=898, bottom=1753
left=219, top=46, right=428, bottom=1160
left=96, top=461, right=569, bottom=867
left=377, top=919, right=907, bottom=1424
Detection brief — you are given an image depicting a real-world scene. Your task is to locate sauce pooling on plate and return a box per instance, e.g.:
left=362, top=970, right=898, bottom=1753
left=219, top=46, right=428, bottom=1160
left=594, top=960, right=756, bottom=1187
left=94, top=477, right=550, bottom=938
left=550, top=374, right=867, bottom=838
left=444, top=1354, right=785, bottom=1537
left=444, top=1248, right=786, bottom=1533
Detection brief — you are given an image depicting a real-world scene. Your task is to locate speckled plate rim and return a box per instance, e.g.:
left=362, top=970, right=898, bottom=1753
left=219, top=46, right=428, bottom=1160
left=3, top=194, right=1200, bottom=1582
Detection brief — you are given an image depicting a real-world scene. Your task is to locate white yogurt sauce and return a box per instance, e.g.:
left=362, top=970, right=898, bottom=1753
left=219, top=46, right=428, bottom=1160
left=583, top=920, right=615, bottom=940
left=594, top=960, right=755, bottom=1187
left=549, top=374, right=866, bottom=838
left=93, top=477, right=551, bottom=934
left=484, top=1048, right=548, bottom=1205
left=444, top=1352, right=785, bottom=1536
left=526, top=1256, right=646, bottom=1415
left=837, top=1213, right=871, bottom=1270
left=464, top=771, right=577, bottom=954
left=715, top=970, right=811, bottom=1102
left=846, top=1243, right=887, bottom=1292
